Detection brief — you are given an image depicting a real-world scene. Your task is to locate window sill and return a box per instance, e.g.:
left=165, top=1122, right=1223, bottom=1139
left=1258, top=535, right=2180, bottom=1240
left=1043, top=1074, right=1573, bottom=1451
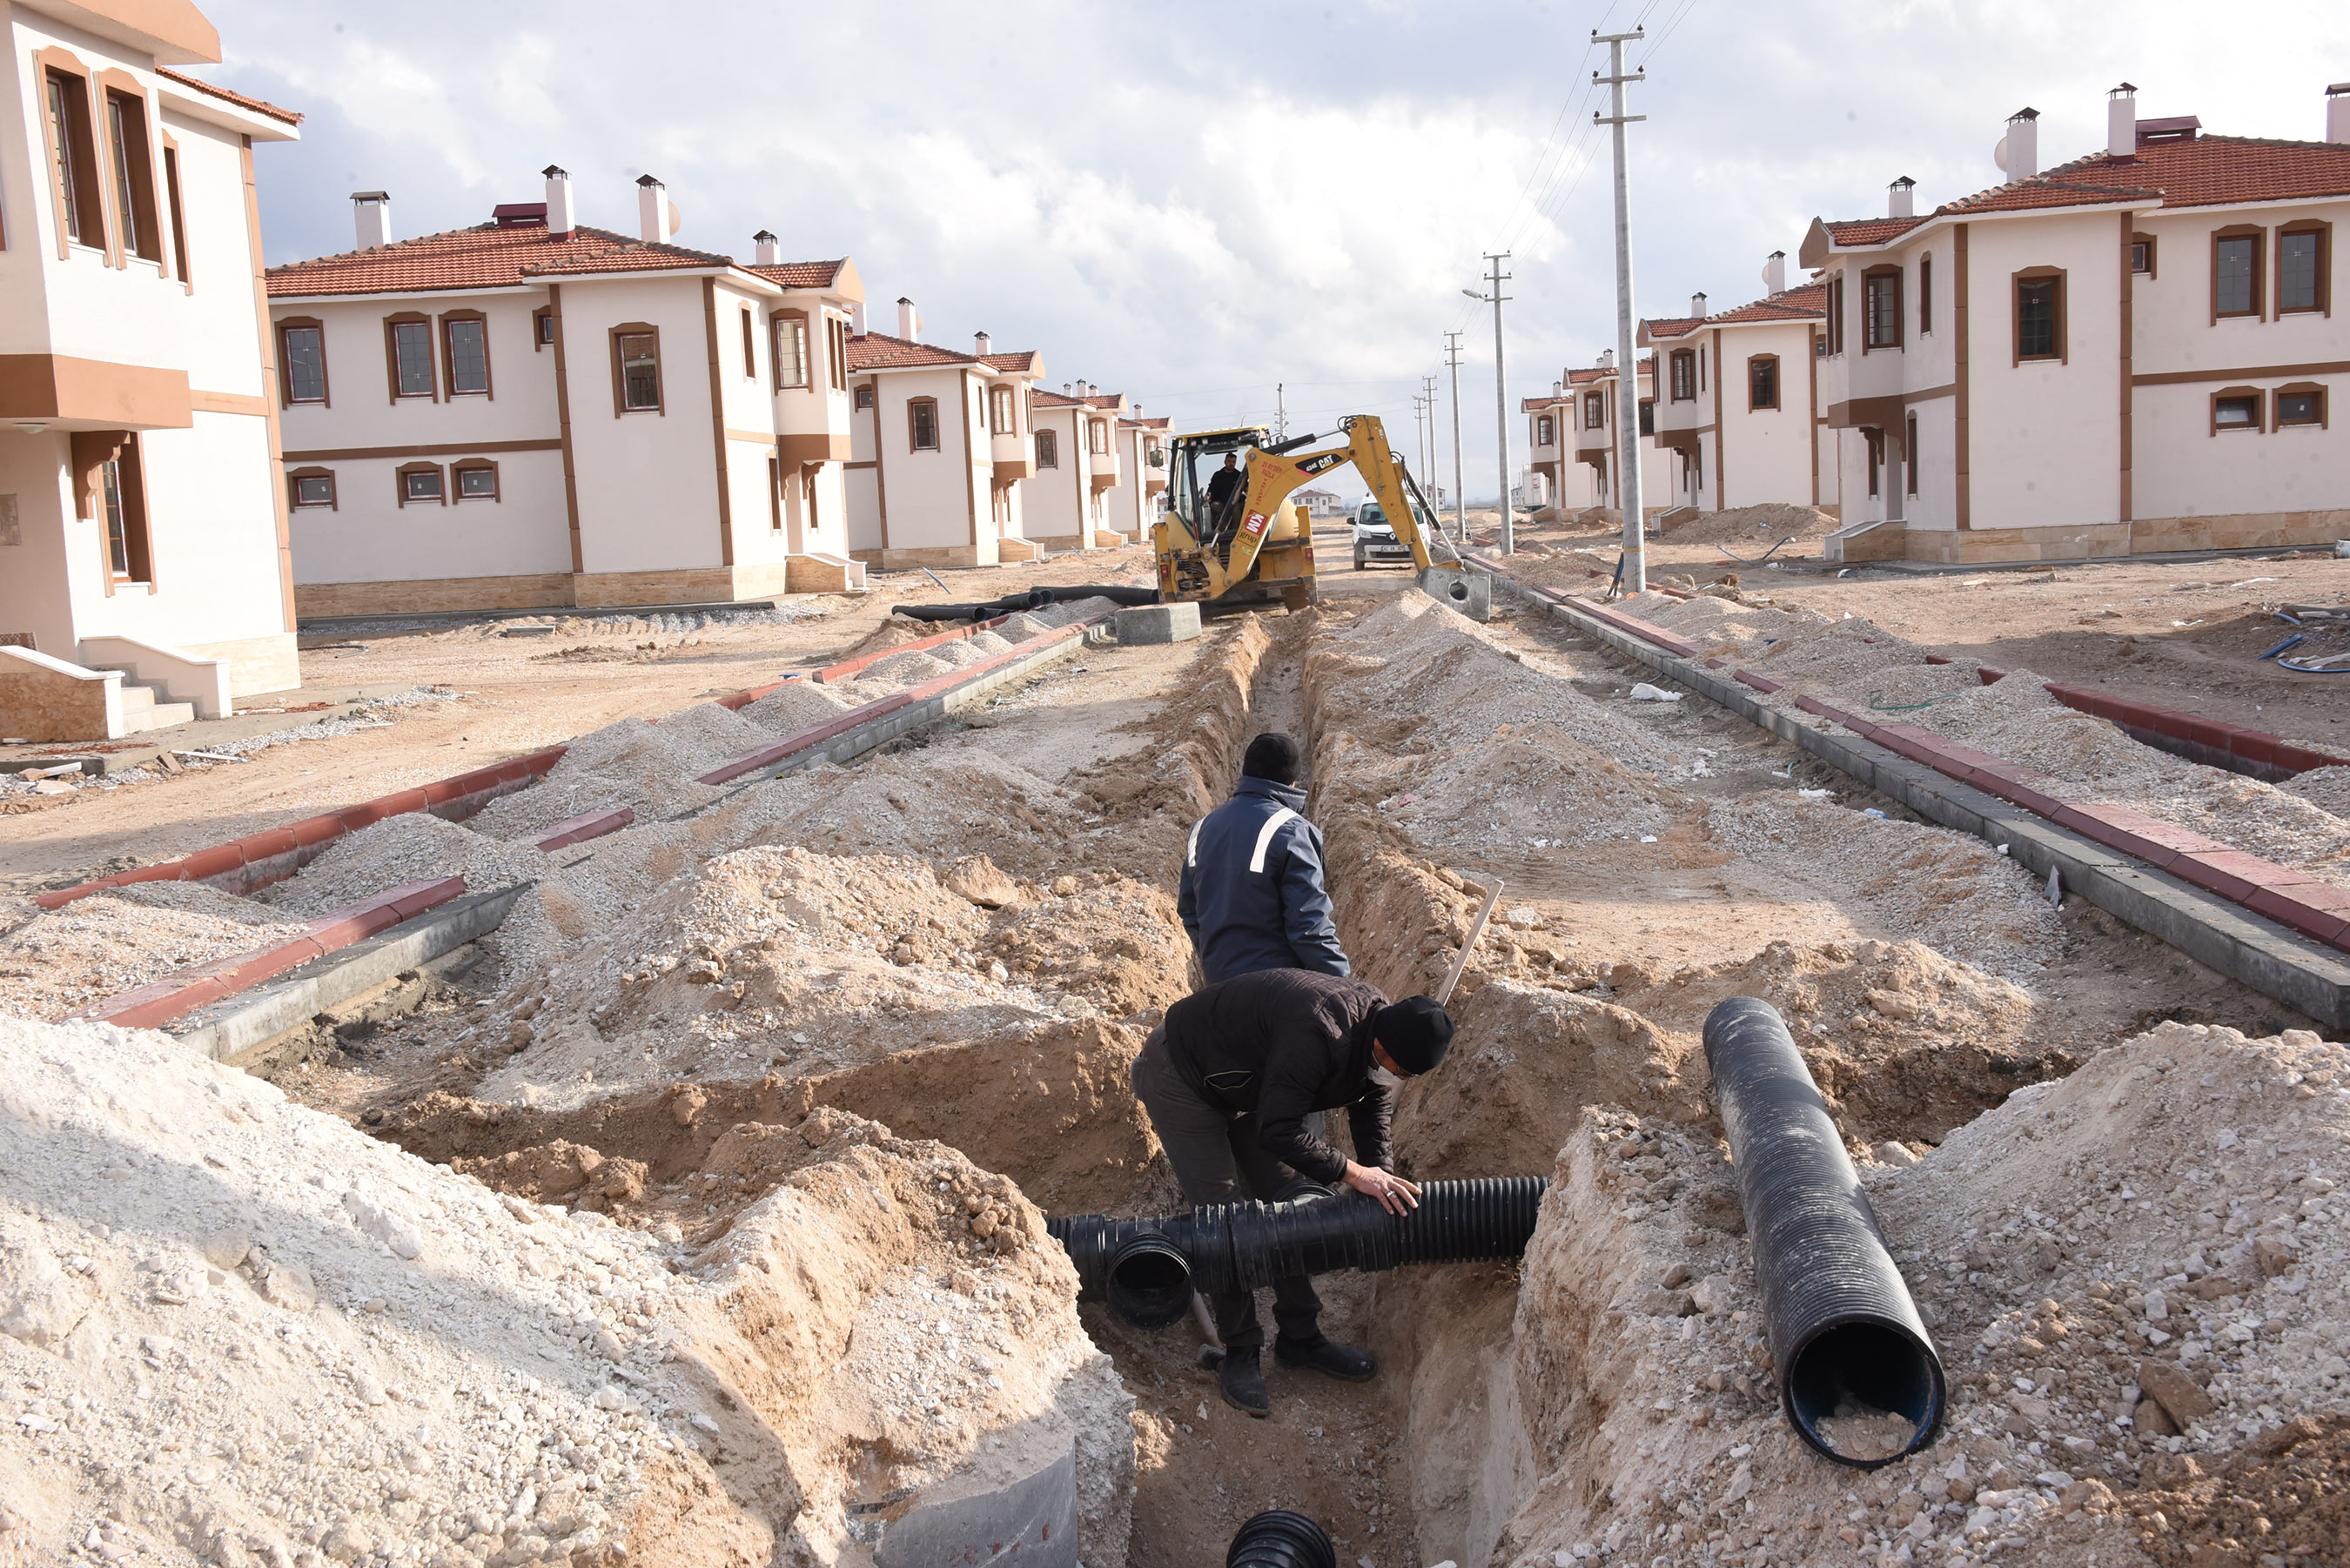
left=619, top=406, right=663, bottom=415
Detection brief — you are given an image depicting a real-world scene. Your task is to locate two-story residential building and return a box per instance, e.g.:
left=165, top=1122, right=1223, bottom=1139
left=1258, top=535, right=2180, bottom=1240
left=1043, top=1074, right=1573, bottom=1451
left=842, top=304, right=1046, bottom=567
left=1521, top=381, right=1601, bottom=513
left=1025, top=384, right=1126, bottom=550
left=1804, top=84, right=2350, bottom=565
left=264, top=171, right=868, bottom=614
left=2, top=0, right=304, bottom=740
left=1567, top=352, right=1674, bottom=519
left=1100, top=411, right=1168, bottom=540
left=1641, top=263, right=1839, bottom=516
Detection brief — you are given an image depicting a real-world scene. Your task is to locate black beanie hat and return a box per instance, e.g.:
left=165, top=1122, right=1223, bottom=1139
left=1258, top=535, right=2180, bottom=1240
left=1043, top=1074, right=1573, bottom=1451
left=1241, top=732, right=1301, bottom=786
left=1371, top=995, right=1454, bottom=1076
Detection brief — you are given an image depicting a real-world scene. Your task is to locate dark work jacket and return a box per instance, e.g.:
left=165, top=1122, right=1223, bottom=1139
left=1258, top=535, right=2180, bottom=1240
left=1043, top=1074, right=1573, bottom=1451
left=1176, top=777, right=1349, bottom=985
left=1160, top=968, right=1393, bottom=1184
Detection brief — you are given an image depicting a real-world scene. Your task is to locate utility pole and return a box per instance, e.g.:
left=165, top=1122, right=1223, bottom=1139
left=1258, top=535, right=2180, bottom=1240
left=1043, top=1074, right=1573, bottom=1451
left=1595, top=26, right=1648, bottom=592
left=1462, top=252, right=1513, bottom=552
left=1420, top=372, right=1439, bottom=512
left=1443, top=330, right=1467, bottom=543
left=1273, top=383, right=1287, bottom=443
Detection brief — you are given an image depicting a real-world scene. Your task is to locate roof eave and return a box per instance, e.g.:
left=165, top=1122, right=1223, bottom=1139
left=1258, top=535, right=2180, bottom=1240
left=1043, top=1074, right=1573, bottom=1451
left=155, top=80, right=300, bottom=141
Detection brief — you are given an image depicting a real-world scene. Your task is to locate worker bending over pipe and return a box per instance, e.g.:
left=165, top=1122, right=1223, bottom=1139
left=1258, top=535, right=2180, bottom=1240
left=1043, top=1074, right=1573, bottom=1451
left=1129, top=968, right=1454, bottom=1417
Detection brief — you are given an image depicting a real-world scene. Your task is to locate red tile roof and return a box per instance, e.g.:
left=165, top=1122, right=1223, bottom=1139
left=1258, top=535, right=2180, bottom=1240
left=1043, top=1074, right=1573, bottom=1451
left=1567, top=366, right=1609, bottom=385
left=156, top=65, right=302, bottom=125
left=1642, top=317, right=1702, bottom=341
left=1032, top=389, right=1084, bottom=408
left=845, top=332, right=981, bottom=371
left=266, top=224, right=727, bottom=297
left=1122, top=416, right=1171, bottom=429
left=1081, top=393, right=1126, bottom=410
left=745, top=259, right=849, bottom=290
left=1521, top=393, right=1572, bottom=411
left=1816, top=135, right=2350, bottom=254
left=1703, top=279, right=1830, bottom=325
left=981, top=350, right=1041, bottom=373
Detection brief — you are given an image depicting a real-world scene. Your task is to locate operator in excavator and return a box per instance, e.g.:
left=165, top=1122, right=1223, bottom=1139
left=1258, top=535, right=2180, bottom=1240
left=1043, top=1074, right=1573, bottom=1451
left=1205, top=451, right=1246, bottom=545
left=1129, top=967, right=1454, bottom=1417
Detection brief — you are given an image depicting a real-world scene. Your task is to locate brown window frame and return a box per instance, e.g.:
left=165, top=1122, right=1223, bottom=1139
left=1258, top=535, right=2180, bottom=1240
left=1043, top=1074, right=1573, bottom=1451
left=1906, top=412, right=1920, bottom=496
left=2209, top=387, right=2265, bottom=436
left=532, top=305, right=554, bottom=352
left=1919, top=252, right=1933, bottom=334
left=38, top=58, right=104, bottom=258
left=1668, top=349, right=1695, bottom=402
left=98, top=77, right=161, bottom=266
left=450, top=459, right=500, bottom=502
left=827, top=316, right=849, bottom=392
left=2131, top=232, right=2157, bottom=278
left=77, top=432, right=153, bottom=586
left=2212, top=226, right=2264, bottom=322
left=1825, top=272, right=1846, bottom=355
left=1747, top=353, right=1781, bottom=412
left=854, top=383, right=875, bottom=411
left=609, top=323, right=662, bottom=414
left=1035, top=427, right=1059, bottom=468
left=1535, top=413, right=1555, bottom=446
left=1583, top=391, right=1606, bottom=430
left=767, top=456, right=785, bottom=531
left=773, top=312, right=810, bottom=390
left=1864, top=427, right=1883, bottom=497
left=160, top=136, right=189, bottom=288
left=278, top=318, right=329, bottom=406
left=990, top=385, right=1017, bottom=434
left=384, top=312, right=437, bottom=401
left=395, top=461, right=446, bottom=506
left=2273, top=383, right=2328, bottom=429
left=1088, top=418, right=1110, bottom=455
left=440, top=310, right=492, bottom=398
left=907, top=396, right=940, bottom=452
left=2276, top=222, right=2331, bottom=318
left=287, top=466, right=337, bottom=511
left=1862, top=265, right=1904, bottom=351
left=738, top=303, right=757, bottom=379
left=2013, top=267, right=2067, bottom=365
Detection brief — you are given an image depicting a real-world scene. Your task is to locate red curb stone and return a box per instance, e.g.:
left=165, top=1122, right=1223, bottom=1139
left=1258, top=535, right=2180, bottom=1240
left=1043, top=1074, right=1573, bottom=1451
left=178, top=845, right=248, bottom=883
left=1734, top=671, right=1784, bottom=694
left=1977, top=667, right=2007, bottom=684
left=2246, top=888, right=2350, bottom=948
left=534, top=807, right=634, bottom=851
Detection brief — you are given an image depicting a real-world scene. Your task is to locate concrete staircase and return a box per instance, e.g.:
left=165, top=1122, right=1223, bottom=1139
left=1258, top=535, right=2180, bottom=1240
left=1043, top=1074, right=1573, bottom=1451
left=113, top=678, right=197, bottom=733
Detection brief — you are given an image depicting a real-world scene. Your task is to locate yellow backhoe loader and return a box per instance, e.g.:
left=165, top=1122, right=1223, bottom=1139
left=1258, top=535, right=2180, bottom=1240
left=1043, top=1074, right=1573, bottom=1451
left=1152, top=414, right=1490, bottom=619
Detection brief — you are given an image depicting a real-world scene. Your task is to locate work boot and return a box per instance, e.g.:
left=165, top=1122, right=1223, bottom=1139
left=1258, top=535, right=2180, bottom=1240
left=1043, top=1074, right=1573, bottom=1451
left=1219, top=1346, right=1270, bottom=1417
left=1275, top=1333, right=1377, bottom=1382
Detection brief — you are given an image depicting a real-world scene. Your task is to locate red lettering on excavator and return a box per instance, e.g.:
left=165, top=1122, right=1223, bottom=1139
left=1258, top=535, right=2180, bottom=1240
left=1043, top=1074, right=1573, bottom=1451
left=1243, top=512, right=1268, bottom=536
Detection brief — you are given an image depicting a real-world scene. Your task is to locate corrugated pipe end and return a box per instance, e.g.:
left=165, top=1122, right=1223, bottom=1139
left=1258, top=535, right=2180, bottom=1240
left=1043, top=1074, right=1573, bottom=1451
left=1106, top=1232, right=1193, bottom=1329
left=1702, top=995, right=1946, bottom=1469
left=1226, top=1509, right=1336, bottom=1568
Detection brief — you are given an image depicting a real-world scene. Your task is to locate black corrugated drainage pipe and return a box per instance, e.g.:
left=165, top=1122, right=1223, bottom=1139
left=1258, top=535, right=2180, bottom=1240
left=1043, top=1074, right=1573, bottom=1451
left=1047, top=1176, right=1545, bottom=1330
left=1226, top=1509, right=1336, bottom=1567
left=891, top=584, right=1160, bottom=621
left=1703, top=995, right=1946, bottom=1468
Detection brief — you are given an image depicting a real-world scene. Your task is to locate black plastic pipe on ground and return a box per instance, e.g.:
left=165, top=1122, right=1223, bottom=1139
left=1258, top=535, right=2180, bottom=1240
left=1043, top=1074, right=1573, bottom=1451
left=1227, top=1510, right=1335, bottom=1568
left=1703, top=995, right=1946, bottom=1468
left=890, top=584, right=1160, bottom=622
left=1047, top=1176, right=1546, bottom=1330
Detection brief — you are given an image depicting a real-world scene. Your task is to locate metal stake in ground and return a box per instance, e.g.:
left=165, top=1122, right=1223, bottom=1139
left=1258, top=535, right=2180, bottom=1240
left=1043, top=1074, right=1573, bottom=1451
left=1436, top=878, right=1503, bottom=1005
left=1594, top=25, right=1648, bottom=593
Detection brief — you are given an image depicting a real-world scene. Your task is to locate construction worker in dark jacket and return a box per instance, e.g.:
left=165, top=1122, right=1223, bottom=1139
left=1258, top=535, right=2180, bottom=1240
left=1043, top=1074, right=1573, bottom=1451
left=1177, top=733, right=1348, bottom=985
left=1130, top=967, right=1454, bottom=1417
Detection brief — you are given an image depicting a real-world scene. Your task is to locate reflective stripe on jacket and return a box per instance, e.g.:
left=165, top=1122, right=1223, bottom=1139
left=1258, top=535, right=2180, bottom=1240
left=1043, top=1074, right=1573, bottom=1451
left=1175, top=776, right=1349, bottom=986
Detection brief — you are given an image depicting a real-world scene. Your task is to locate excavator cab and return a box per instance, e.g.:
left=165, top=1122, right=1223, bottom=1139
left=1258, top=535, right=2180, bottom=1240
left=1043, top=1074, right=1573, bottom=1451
left=1152, top=414, right=1480, bottom=616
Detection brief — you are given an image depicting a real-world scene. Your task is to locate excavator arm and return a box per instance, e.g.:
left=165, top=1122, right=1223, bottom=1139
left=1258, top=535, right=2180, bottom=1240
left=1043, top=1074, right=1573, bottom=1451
left=1219, top=415, right=1460, bottom=589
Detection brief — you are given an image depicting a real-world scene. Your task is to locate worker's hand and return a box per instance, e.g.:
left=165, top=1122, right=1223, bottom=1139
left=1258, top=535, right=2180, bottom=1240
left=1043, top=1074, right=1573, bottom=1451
left=1344, top=1161, right=1421, bottom=1216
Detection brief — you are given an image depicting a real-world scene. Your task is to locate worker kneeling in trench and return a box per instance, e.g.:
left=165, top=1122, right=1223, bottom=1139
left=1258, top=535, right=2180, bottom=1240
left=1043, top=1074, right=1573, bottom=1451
left=1129, top=968, right=1454, bottom=1417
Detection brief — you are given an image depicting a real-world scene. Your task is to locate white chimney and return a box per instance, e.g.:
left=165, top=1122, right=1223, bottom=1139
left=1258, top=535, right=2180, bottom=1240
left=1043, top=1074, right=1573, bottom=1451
left=975, top=331, right=992, bottom=357
left=636, top=175, right=676, bottom=244
left=849, top=302, right=866, bottom=335
left=896, top=298, right=920, bottom=339
left=2329, top=83, right=2350, bottom=144
left=351, top=191, right=391, bottom=249
left=541, top=167, right=574, bottom=239
left=752, top=229, right=782, bottom=265
left=1996, top=108, right=2040, bottom=180
left=1690, top=291, right=1708, bottom=318
left=1888, top=176, right=1916, bottom=218
left=1597, top=347, right=1615, bottom=369
left=1762, top=250, right=1788, bottom=295
left=2108, top=84, right=2138, bottom=159
left=1552, top=379, right=1563, bottom=397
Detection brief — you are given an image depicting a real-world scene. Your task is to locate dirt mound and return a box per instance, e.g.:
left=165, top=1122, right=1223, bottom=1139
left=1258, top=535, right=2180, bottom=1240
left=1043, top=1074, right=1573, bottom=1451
left=0, top=883, right=309, bottom=1020
left=736, top=678, right=855, bottom=734
left=463, top=713, right=742, bottom=840
left=830, top=614, right=943, bottom=661
left=735, top=745, right=1095, bottom=883
left=253, top=809, right=543, bottom=918
left=1440, top=1020, right=2350, bottom=1568
left=1661, top=500, right=1840, bottom=547
left=0, top=1017, right=1134, bottom=1566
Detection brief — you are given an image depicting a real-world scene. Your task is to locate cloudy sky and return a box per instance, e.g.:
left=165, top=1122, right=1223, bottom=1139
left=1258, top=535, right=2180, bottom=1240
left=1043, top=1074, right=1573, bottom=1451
left=203, top=0, right=2350, bottom=501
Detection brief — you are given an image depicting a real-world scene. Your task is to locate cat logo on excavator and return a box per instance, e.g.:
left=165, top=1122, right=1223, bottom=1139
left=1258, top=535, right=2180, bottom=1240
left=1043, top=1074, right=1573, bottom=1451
left=1151, top=413, right=1468, bottom=613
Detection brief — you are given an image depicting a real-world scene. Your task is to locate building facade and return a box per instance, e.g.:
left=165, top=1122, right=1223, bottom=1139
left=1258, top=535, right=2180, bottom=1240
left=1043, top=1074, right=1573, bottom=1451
left=1024, top=385, right=1125, bottom=551
left=842, top=304, right=1045, bottom=568
left=1, top=0, right=302, bottom=740
left=1565, top=353, right=1674, bottom=518
left=265, top=171, right=868, bottom=614
left=1804, top=86, right=2350, bottom=564
left=1100, top=412, right=1167, bottom=539
left=1642, top=266, right=1839, bottom=517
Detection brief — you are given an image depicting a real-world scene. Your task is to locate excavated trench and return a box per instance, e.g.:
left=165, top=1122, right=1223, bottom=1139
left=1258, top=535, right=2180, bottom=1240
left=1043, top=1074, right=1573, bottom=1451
left=176, top=580, right=2341, bottom=1568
